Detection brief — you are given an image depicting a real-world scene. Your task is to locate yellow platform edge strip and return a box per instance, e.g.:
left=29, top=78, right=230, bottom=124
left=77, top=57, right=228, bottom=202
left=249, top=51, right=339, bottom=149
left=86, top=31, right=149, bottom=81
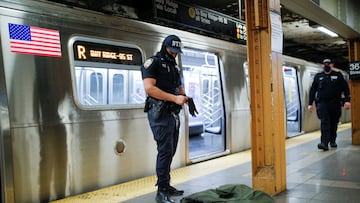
left=52, top=123, right=351, bottom=202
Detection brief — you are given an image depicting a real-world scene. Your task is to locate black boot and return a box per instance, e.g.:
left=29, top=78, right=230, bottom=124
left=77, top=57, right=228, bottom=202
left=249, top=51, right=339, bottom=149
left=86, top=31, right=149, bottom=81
left=318, top=143, right=329, bottom=151
left=167, top=185, right=184, bottom=196
left=156, top=188, right=174, bottom=203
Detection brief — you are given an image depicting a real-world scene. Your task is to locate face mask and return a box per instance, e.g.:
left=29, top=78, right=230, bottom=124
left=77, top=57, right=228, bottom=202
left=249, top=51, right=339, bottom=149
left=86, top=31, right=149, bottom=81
left=323, top=65, right=331, bottom=72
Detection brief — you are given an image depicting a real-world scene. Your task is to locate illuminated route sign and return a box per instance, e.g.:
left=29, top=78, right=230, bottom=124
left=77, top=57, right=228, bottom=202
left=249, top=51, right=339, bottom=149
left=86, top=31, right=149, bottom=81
left=73, top=41, right=142, bottom=65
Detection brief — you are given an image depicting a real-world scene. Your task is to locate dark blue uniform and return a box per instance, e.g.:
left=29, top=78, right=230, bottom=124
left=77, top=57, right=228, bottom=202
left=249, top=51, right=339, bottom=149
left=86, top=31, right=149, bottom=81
left=141, top=48, right=182, bottom=189
left=141, top=35, right=185, bottom=203
left=308, top=70, right=350, bottom=149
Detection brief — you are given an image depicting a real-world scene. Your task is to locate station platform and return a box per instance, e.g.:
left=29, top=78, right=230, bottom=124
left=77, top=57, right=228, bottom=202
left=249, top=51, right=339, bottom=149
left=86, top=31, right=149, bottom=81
left=52, top=123, right=360, bottom=203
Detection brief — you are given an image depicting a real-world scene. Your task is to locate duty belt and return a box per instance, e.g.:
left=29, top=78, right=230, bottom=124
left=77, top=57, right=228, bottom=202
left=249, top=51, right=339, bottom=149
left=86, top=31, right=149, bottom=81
left=145, top=97, right=182, bottom=114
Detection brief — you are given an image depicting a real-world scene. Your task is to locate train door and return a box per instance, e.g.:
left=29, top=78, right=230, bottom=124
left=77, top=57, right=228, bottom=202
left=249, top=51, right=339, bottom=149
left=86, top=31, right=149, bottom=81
left=181, top=48, right=225, bottom=161
left=283, top=66, right=302, bottom=137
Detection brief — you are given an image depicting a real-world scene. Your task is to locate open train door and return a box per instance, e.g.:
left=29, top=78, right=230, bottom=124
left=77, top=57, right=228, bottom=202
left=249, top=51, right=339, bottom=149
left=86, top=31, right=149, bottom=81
left=181, top=48, right=226, bottom=162
left=283, top=66, right=302, bottom=137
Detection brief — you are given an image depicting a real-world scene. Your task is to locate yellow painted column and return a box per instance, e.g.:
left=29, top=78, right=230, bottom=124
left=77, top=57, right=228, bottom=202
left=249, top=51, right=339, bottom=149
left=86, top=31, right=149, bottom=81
left=348, top=40, right=360, bottom=144
left=244, top=0, right=286, bottom=194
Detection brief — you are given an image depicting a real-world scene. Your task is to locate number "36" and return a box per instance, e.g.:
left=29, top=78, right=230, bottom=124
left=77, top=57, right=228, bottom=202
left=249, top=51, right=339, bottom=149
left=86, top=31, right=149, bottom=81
left=349, top=62, right=360, bottom=71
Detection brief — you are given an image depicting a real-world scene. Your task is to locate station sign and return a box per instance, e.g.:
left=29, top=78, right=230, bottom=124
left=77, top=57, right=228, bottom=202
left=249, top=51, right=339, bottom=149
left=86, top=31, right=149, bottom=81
left=349, top=61, right=360, bottom=80
left=73, top=41, right=142, bottom=66
left=154, top=0, right=246, bottom=44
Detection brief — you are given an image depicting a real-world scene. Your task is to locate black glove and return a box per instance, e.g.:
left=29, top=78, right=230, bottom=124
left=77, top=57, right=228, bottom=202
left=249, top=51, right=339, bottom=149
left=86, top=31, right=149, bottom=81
left=188, top=97, right=198, bottom=117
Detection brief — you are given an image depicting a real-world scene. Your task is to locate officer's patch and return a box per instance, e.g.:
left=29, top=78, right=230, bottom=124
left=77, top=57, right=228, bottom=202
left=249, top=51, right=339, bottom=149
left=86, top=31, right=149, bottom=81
left=143, top=58, right=153, bottom=69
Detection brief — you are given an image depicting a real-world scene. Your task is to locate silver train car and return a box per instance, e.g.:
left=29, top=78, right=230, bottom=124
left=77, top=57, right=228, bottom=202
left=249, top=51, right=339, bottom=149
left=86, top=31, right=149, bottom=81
left=0, top=1, right=351, bottom=202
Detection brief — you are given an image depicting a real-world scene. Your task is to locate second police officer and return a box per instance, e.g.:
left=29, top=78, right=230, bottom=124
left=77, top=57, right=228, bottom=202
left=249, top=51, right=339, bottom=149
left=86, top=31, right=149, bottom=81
left=308, top=58, right=351, bottom=151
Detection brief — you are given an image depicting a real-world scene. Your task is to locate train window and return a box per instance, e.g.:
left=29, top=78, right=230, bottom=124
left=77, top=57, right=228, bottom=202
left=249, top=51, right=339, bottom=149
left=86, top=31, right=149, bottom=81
left=90, top=72, right=104, bottom=104
left=112, top=73, right=125, bottom=104
left=69, top=36, right=145, bottom=108
left=243, top=62, right=250, bottom=99
left=202, top=80, right=209, bottom=94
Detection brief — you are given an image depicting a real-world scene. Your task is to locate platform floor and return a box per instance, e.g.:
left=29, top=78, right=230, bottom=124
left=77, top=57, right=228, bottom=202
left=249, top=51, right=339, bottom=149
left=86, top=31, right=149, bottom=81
left=53, top=123, right=360, bottom=203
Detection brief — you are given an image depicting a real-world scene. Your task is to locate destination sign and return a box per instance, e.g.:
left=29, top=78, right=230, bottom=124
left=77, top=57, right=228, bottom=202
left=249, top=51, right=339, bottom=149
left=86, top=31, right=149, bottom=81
left=73, top=41, right=142, bottom=66
left=349, top=61, right=360, bottom=80
left=154, top=0, right=246, bottom=44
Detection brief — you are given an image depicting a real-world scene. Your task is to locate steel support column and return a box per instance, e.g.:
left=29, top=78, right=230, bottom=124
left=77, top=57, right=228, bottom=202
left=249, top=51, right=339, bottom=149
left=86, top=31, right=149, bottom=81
left=245, top=0, right=286, bottom=195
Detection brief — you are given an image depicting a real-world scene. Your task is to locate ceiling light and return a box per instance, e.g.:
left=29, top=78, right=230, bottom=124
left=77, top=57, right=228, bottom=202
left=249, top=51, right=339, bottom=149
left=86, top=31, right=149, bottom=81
left=317, top=26, right=338, bottom=37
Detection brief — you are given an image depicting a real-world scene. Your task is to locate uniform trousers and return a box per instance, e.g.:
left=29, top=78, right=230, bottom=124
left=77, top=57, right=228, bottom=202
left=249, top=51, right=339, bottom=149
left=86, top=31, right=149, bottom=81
left=148, top=110, right=180, bottom=188
left=316, top=101, right=341, bottom=146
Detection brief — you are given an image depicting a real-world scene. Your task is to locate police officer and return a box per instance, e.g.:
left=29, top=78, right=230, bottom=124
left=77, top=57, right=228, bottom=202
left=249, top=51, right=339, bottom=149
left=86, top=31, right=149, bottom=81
left=308, top=58, right=351, bottom=151
left=141, top=35, right=188, bottom=203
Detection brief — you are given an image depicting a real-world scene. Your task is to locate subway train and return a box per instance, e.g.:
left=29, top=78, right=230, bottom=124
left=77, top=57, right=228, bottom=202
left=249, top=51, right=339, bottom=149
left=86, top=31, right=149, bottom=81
left=0, top=1, right=351, bottom=202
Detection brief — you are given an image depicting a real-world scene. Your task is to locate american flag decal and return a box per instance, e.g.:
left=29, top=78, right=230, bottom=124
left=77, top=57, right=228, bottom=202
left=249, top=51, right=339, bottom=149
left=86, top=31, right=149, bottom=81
left=8, top=23, right=62, bottom=57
